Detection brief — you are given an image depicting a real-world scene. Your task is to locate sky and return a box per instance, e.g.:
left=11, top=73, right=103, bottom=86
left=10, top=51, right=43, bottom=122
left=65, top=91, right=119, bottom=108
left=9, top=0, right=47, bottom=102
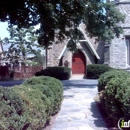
left=0, top=22, right=44, bottom=54
left=0, top=22, right=9, bottom=40
left=0, top=22, right=40, bottom=40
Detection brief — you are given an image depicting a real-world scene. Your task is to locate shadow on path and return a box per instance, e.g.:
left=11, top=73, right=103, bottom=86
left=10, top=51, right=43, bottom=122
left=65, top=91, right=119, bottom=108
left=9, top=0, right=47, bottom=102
left=90, top=102, right=107, bottom=128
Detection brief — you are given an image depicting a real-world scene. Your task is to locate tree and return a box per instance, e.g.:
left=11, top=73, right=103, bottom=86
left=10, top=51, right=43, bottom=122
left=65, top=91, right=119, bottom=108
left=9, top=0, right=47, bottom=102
left=0, top=0, right=125, bottom=49
left=3, top=26, right=41, bottom=64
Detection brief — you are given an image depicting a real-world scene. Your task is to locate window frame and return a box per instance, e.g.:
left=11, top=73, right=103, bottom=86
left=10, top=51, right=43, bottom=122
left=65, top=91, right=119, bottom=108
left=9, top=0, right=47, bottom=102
left=126, top=38, right=130, bottom=65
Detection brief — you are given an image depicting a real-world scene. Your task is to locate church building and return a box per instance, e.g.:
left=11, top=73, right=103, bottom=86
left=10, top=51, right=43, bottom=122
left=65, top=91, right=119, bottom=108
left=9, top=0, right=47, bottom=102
left=47, top=0, right=130, bottom=75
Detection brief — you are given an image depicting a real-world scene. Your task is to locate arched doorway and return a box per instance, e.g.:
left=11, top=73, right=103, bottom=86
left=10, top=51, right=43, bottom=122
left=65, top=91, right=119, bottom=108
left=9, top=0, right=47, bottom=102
left=72, top=50, right=86, bottom=74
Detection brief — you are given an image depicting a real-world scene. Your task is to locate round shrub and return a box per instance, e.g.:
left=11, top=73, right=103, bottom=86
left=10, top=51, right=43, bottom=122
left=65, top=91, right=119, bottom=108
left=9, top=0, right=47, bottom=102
left=0, top=86, right=27, bottom=130
left=35, top=66, right=71, bottom=80
left=27, top=84, right=54, bottom=115
left=23, top=76, right=63, bottom=114
left=98, top=69, right=130, bottom=92
left=116, top=79, right=130, bottom=121
left=100, top=76, right=130, bottom=125
left=86, top=64, right=112, bottom=79
left=101, top=77, right=124, bottom=125
left=13, top=85, right=51, bottom=129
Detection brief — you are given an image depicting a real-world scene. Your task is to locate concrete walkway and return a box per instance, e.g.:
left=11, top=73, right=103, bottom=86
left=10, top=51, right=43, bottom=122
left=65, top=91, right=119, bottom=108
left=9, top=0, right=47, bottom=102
left=0, top=79, right=24, bottom=87
left=52, top=79, right=107, bottom=130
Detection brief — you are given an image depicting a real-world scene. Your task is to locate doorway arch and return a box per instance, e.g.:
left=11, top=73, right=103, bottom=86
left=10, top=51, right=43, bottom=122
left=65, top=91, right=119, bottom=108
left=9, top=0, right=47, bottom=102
left=72, top=50, right=86, bottom=74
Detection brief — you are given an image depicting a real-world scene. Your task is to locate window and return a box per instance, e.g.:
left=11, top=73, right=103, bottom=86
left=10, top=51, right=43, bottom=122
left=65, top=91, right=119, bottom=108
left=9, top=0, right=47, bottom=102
left=126, top=38, right=130, bottom=65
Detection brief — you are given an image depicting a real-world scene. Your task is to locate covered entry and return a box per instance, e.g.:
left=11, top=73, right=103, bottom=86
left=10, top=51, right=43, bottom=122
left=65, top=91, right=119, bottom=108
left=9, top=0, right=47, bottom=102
left=72, top=50, right=86, bottom=74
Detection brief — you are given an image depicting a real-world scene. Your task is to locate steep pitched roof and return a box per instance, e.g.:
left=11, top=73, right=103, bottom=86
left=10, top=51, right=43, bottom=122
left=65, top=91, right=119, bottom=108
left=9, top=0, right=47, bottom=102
left=78, top=24, right=100, bottom=59
left=58, top=24, right=100, bottom=60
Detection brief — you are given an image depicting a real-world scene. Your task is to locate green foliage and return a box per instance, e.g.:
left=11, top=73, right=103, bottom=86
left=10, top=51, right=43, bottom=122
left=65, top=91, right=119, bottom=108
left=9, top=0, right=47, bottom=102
left=35, top=66, right=71, bottom=80
left=26, top=84, right=54, bottom=116
left=86, top=64, right=112, bottom=79
left=98, top=69, right=130, bottom=126
left=0, top=86, right=27, bottom=130
left=100, top=76, right=130, bottom=125
left=98, top=69, right=130, bottom=92
left=0, top=0, right=125, bottom=49
left=23, top=76, right=63, bottom=114
left=101, top=77, right=124, bottom=125
left=13, top=85, right=51, bottom=129
left=0, top=76, right=63, bottom=129
left=117, top=79, right=130, bottom=121
left=3, top=26, right=41, bottom=64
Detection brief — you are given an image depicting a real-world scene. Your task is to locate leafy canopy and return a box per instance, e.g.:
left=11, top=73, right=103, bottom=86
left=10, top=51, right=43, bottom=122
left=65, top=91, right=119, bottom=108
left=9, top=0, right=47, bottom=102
left=3, top=26, right=42, bottom=64
left=0, top=0, right=125, bottom=48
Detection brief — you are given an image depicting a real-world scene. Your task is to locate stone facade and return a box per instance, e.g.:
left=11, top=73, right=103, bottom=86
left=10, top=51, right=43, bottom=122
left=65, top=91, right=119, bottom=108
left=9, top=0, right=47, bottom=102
left=104, top=0, right=130, bottom=69
left=47, top=23, right=104, bottom=70
left=48, top=0, right=130, bottom=71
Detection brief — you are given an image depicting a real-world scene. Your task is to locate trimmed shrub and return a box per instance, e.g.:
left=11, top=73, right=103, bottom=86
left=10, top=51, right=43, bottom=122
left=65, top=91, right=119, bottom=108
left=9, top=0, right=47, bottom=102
left=98, top=69, right=130, bottom=126
left=86, top=64, right=112, bottom=79
left=23, top=76, right=63, bottom=114
left=0, top=76, right=63, bottom=129
left=13, top=85, right=51, bottom=129
left=35, top=66, right=71, bottom=80
left=117, top=79, right=130, bottom=121
left=27, top=84, right=54, bottom=115
left=0, top=86, right=27, bottom=130
left=101, top=77, right=124, bottom=125
left=98, top=69, right=130, bottom=92
left=100, top=76, right=130, bottom=125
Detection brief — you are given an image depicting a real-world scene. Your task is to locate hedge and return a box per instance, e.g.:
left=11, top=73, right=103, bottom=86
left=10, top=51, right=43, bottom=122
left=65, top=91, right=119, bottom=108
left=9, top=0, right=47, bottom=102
left=86, top=64, right=112, bottom=79
left=23, top=76, right=63, bottom=114
left=98, top=69, right=130, bottom=92
left=0, top=87, right=27, bottom=130
left=35, top=66, right=71, bottom=80
left=0, top=76, right=63, bottom=129
left=13, top=85, right=51, bottom=129
left=98, top=69, right=130, bottom=126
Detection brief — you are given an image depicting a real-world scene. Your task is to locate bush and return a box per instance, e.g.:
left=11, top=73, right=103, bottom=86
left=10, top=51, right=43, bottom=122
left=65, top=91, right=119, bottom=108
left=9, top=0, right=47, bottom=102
left=0, top=76, right=63, bottom=129
left=13, top=85, right=51, bottom=129
left=86, top=64, right=112, bottom=79
left=117, top=79, right=130, bottom=121
left=0, top=86, right=27, bottom=130
left=98, top=70, right=130, bottom=126
left=35, top=66, right=71, bottom=80
left=100, top=76, right=130, bottom=126
left=101, top=77, right=124, bottom=125
left=27, top=84, right=54, bottom=115
left=98, top=69, right=130, bottom=92
left=23, top=76, right=63, bottom=114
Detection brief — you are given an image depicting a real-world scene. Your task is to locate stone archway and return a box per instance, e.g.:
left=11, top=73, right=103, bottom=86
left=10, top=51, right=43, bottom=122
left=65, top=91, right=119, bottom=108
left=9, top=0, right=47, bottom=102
left=72, top=50, right=86, bottom=74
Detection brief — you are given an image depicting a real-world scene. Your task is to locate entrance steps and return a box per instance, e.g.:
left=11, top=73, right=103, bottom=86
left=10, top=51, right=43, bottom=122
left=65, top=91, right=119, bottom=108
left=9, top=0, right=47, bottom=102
left=70, top=74, right=85, bottom=80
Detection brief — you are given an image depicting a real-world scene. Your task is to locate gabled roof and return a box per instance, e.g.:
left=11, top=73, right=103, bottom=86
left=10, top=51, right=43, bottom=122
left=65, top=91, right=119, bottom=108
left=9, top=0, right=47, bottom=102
left=58, top=24, right=100, bottom=60
left=78, top=24, right=100, bottom=59
left=58, top=40, right=69, bottom=60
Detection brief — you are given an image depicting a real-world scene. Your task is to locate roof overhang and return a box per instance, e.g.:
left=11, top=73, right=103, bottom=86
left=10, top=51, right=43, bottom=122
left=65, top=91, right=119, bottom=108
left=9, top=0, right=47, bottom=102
left=78, top=24, right=100, bottom=60
left=58, top=40, right=69, bottom=60
left=58, top=24, right=100, bottom=60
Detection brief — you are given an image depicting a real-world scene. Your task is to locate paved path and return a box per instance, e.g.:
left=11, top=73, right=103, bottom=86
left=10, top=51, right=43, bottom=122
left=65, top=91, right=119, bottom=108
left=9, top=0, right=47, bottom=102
left=52, top=79, right=107, bottom=130
left=0, top=79, right=24, bottom=87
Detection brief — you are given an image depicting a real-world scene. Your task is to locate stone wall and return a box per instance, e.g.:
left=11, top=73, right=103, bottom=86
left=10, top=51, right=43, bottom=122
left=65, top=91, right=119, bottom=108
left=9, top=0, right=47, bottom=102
left=47, top=40, right=67, bottom=67
left=109, top=35, right=126, bottom=68
left=104, top=1, right=130, bottom=69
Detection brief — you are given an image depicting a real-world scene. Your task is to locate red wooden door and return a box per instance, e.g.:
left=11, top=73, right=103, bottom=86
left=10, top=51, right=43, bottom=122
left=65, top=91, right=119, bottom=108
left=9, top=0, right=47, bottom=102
left=72, top=50, right=86, bottom=74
